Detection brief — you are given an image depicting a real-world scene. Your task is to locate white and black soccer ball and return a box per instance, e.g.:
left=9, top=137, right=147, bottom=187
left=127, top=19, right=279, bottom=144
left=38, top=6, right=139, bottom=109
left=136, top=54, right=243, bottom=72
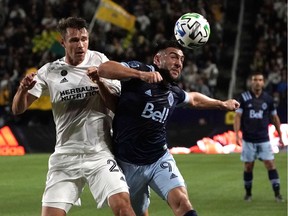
left=174, top=13, right=210, bottom=49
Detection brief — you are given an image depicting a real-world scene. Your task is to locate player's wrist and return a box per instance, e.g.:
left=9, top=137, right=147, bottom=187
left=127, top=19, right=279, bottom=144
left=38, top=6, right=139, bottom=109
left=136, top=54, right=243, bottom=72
left=217, top=100, right=225, bottom=109
left=19, top=83, right=29, bottom=92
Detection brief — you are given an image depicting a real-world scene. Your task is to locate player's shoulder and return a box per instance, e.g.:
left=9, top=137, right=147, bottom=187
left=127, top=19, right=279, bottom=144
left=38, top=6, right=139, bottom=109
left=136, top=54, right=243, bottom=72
left=239, top=90, right=253, bottom=102
left=261, top=91, right=274, bottom=104
left=170, top=82, right=186, bottom=98
left=261, top=91, right=273, bottom=99
left=36, top=57, right=72, bottom=78
left=87, top=49, right=109, bottom=62
left=171, top=82, right=183, bottom=91
left=37, top=60, right=59, bottom=75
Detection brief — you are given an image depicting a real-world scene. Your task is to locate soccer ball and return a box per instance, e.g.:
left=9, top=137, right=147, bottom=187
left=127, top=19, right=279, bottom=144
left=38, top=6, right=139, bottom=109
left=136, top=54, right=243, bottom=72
left=174, top=13, right=210, bottom=49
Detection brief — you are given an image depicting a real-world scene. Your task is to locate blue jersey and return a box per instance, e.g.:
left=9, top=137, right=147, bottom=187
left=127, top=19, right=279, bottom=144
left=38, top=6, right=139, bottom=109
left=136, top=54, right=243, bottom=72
left=236, top=90, right=277, bottom=143
left=112, top=61, right=188, bottom=165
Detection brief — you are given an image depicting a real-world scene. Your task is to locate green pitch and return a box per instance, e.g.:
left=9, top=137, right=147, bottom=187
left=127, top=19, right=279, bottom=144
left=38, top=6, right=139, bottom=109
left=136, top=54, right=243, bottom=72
left=0, top=153, right=287, bottom=216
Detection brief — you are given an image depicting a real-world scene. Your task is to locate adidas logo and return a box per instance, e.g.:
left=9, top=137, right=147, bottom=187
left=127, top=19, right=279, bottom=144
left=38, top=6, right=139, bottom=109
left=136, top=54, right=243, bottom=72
left=145, top=89, right=152, bottom=96
left=170, top=173, right=178, bottom=179
left=60, top=78, right=68, bottom=83
left=120, top=176, right=126, bottom=182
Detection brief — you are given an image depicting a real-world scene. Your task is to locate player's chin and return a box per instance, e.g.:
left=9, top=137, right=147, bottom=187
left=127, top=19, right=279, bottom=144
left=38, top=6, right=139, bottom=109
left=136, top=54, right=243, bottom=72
left=169, top=75, right=179, bottom=82
left=171, top=72, right=180, bottom=80
left=75, top=55, right=85, bottom=63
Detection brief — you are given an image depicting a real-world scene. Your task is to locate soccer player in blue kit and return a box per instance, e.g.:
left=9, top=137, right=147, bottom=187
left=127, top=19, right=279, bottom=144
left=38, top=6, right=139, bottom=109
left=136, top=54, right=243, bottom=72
left=88, top=40, right=240, bottom=216
left=234, top=72, right=284, bottom=202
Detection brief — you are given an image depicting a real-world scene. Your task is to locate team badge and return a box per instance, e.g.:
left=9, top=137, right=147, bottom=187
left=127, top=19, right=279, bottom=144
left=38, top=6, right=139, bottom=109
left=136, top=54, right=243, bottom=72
left=61, top=70, right=68, bottom=76
left=262, top=102, right=267, bottom=110
left=168, top=92, right=174, bottom=106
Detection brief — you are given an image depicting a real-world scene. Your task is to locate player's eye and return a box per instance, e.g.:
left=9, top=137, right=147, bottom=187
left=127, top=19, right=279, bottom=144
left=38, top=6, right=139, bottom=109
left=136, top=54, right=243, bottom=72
left=81, top=37, right=88, bottom=42
left=69, top=38, right=80, bottom=43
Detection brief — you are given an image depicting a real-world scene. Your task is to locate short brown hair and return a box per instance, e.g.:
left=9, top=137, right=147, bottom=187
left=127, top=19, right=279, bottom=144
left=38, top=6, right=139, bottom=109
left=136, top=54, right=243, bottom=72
left=57, top=17, right=88, bottom=37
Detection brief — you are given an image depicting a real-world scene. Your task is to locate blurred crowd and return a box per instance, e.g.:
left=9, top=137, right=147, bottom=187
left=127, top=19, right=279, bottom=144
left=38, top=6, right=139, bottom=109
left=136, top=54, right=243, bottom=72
left=0, top=0, right=286, bottom=127
left=249, top=0, right=287, bottom=110
left=0, top=0, right=224, bottom=126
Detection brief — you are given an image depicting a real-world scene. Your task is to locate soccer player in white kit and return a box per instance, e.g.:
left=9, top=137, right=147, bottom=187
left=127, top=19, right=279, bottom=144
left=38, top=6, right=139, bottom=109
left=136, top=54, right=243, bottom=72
left=12, top=17, right=136, bottom=216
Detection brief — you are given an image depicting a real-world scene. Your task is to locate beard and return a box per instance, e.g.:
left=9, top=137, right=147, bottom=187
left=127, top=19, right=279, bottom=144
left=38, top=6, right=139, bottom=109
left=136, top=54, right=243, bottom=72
left=158, top=68, right=178, bottom=83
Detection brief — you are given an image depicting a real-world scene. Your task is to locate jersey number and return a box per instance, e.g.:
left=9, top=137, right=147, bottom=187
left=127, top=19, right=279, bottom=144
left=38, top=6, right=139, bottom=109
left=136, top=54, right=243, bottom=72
left=160, top=161, right=172, bottom=172
left=107, top=159, right=120, bottom=172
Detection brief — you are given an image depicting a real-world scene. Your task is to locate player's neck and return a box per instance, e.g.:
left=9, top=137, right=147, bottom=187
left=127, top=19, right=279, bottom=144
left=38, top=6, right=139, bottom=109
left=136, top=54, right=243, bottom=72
left=252, top=89, right=262, bottom=97
left=65, top=55, right=83, bottom=66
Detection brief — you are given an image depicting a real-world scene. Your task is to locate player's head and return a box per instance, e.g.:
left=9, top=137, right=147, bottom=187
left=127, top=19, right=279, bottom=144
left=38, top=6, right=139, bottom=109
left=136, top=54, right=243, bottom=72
left=153, top=40, right=185, bottom=82
left=57, top=17, right=89, bottom=66
left=250, top=71, right=265, bottom=92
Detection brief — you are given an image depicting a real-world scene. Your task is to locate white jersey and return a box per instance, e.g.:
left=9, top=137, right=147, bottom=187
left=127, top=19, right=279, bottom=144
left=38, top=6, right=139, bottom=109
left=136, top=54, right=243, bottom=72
left=29, top=50, right=120, bottom=154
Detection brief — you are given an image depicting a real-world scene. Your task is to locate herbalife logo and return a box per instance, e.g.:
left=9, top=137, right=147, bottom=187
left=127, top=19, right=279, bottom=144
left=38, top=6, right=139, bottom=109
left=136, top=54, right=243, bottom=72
left=60, top=78, right=68, bottom=83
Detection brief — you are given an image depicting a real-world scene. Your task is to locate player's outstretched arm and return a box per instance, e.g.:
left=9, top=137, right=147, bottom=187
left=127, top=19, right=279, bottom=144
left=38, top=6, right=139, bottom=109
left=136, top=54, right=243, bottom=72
left=97, top=61, right=163, bottom=83
left=187, top=92, right=240, bottom=111
left=12, top=73, right=38, bottom=115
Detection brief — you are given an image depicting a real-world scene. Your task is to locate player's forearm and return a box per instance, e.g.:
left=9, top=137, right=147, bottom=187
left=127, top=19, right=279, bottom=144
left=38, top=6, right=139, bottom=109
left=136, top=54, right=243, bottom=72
left=96, top=79, right=119, bottom=112
left=233, top=113, right=242, bottom=145
left=188, top=92, right=224, bottom=109
left=233, top=114, right=241, bottom=134
left=188, top=92, right=239, bottom=111
left=272, top=115, right=282, bottom=138
left=98, top=61, right=142, bottom=80
left=12, top=88, right=30, bottom=115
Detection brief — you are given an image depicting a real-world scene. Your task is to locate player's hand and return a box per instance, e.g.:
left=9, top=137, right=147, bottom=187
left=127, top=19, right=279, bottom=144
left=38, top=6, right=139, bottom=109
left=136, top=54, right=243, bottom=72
left=139, top=71, right=163, bottom=83
left=223, top=99, right=240, bottom=111
left=87, top=67, right=101, bottom=83
left=19, top=73, right=37, bottom=91
left=235, top=135, right=242, bottom=146
left=278, top=137, right=285, bottom=148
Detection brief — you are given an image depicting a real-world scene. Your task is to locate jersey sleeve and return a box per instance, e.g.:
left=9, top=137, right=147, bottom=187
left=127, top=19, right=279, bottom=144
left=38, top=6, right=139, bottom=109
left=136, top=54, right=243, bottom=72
left=102, top=78, right=121, bottom=95
left=99, top=52, right=109, bottom=63
left=28, top=63, right=50, bottom=98
left=173, top=86, right=189, bottom=106
left=119, top=61, right=148, bottom=82
left=235, top=94, right=244, bottom=114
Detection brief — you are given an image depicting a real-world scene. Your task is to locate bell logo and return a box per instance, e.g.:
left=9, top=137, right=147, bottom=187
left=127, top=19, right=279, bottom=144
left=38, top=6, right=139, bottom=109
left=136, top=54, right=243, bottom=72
left=249, top=110, right=263, bottom=119
left=141, top=102, right=169, bottom=123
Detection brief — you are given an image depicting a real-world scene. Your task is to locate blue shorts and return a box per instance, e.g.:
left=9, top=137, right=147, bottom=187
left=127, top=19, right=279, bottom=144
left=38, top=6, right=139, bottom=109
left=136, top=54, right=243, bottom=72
left=117, top=150, right=186, bottom=215
left=241, top=140, right=274, bottom=162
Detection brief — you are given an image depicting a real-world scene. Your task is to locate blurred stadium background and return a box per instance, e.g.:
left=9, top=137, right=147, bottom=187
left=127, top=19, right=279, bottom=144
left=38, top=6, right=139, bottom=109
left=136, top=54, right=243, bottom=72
left=0, top=0, right=287, bottom=152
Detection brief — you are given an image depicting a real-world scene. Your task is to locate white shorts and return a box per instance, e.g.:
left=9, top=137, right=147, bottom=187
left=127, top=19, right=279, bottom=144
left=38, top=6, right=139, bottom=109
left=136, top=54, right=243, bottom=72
left=42, top=150, right=129, bottom=212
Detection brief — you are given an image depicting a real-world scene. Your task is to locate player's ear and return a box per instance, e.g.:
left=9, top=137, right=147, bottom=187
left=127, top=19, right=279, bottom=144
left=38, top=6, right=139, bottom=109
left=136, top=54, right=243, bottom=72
left=153, top=53, right=161, bottom=65
left=60, top=39, right=65, bottom=48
